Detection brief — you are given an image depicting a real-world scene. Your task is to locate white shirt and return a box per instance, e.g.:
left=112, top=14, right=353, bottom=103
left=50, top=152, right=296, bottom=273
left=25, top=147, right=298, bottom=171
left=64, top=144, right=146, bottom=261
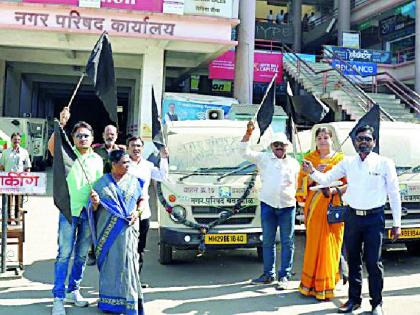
left=310, top=152, right=402, bottom=227
left=129, top=157, right=168, bottom=220
left=240, top=142, right=300, bottom=209
left=0, top=147, right=31, bottom=172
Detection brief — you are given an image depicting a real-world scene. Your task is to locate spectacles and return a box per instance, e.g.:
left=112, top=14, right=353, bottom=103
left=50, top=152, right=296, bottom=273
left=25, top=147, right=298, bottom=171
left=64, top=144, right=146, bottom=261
left=75, top=133, right=90, bottom=140
left=356, top=136, right=373, bottom=142
left=272, top=142, right=286, bottom=148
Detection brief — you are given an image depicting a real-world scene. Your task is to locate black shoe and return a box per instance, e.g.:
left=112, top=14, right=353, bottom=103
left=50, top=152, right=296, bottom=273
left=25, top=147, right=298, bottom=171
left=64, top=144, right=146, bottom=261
left=86, top=255, right=96, bottom=266
left=141, top=283, right=149, bottom=289
left=338, top=300, right=361, bottom=313
left=250, top=274, right=275, bottom=285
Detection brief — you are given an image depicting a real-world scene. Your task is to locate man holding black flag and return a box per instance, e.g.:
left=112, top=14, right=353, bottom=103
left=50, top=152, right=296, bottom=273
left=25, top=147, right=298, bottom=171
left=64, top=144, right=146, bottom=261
left=239, top=77, right=300, bottom=290
left=302, top=117, right=401, bottom=314
left=48, top=107, right=103, bottom=315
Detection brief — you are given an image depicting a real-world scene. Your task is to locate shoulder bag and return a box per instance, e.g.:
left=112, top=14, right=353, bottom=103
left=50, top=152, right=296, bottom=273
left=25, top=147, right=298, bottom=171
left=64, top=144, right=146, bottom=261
left=326, top=187, right=348, bottom=224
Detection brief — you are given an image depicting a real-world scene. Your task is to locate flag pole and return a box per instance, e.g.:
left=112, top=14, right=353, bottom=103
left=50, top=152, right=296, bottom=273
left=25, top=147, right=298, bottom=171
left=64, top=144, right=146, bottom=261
left=252, top=73, right=277, bottom=121
left=67, top=73, right=86, bottom=110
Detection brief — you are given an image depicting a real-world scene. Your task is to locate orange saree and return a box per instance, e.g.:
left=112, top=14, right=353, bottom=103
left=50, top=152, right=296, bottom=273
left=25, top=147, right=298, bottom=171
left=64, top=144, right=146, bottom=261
left=296, top=150, right=345, bottom=300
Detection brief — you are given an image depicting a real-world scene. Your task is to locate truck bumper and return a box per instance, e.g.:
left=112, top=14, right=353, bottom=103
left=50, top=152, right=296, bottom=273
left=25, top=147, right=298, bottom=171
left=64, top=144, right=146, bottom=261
left=160, top=226, right=263, bottom=250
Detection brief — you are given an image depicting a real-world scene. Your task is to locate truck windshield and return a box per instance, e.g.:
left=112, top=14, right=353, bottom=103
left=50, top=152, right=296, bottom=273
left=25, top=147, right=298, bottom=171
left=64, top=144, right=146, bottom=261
left=168, top=133, right=255, bottom=173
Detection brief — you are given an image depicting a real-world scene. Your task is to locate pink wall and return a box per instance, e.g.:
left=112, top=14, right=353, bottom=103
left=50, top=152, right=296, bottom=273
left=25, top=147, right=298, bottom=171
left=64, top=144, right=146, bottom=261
left=22, top=0, right=163, bottom=12
left=209, top=50, right=283, bottom=83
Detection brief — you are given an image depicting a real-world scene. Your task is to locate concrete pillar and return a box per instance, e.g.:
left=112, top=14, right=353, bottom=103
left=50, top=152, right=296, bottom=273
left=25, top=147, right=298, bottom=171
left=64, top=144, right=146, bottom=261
left=234, top=0, right=255, bottom=104
left=5, top=66, right=21, bottom=117
left=415, top=0, right=420, bottom=93
left=292, top=0, right=302, bottom=52
left=0, top=60, right=5, bottom=116
left=337, top=0, right=351, bottom=46
left=138, top=46, right=164, bottom=158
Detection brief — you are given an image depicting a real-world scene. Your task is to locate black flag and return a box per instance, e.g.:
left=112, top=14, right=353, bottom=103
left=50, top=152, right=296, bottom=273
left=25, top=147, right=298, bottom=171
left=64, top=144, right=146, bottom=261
left=257, top=80, right=276, bottom=143
left=86, top=32, right=118, bottom=124
left=151, top=88, right=165, bottom=150
left=290, top=95, right=329, bottom=123
left=53, top=120, right=77, bottom=224
left=349, top=104, right=380, bottom=153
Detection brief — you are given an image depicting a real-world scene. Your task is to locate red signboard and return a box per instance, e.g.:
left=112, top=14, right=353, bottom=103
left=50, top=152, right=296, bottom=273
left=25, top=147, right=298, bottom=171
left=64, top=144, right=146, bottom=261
left=209, top=50, right=283, bottom=83
left=22, top=0, right=163, bottom=12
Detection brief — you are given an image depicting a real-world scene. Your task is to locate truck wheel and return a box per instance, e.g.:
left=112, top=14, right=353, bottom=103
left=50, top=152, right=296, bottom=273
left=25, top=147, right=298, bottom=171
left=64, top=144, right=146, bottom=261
left=257, top=246, right=263, bottom=262
left=159, top=242, right=173, bottom=265
left=406, top=242, right=420, bottom=256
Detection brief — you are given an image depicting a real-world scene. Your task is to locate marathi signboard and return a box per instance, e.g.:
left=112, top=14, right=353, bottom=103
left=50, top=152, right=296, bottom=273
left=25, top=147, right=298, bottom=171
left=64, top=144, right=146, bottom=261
left=23, top=0, right=163, bottom=12
left=209, top=50, right=283, bottom=83
left=0, top=172, right=47, bottom=195
left=184, top=0, right=234, bottom=18
left=0, top=3, right=235, bottom=42
left=324, top=45, right=392, bottom=64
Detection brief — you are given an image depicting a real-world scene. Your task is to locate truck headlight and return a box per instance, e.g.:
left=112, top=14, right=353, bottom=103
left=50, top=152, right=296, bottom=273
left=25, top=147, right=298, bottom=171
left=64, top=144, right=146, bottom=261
left=170, top=205, right=187, bottom=223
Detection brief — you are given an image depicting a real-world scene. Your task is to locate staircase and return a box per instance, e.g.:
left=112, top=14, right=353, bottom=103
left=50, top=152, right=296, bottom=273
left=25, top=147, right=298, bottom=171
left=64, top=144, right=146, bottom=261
left=283, top=53, right=419, bottom=123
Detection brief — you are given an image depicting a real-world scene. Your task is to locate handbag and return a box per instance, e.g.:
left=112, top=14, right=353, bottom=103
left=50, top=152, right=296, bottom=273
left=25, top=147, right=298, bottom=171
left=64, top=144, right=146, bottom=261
left=326, top=187, right=348, bottom=224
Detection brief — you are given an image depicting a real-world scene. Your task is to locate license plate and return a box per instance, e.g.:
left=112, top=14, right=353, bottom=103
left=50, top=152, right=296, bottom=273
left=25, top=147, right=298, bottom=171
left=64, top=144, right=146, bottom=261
left=204, top=233, right=247, bottom=245
left=388, top=228, right=420, bottom=239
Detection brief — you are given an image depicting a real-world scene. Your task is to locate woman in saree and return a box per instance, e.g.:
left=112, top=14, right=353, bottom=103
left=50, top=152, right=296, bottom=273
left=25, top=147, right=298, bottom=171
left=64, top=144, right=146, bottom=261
left=297, top=127, right=347, bottom=301
left=88, top=149, right=145, bottom=314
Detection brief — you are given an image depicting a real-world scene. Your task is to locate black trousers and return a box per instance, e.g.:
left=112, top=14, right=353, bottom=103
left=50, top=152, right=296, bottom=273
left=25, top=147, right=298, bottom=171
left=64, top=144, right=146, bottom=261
left=138, top=218, right=150, bottom=275
left=344, top=208, right=385, bottom=308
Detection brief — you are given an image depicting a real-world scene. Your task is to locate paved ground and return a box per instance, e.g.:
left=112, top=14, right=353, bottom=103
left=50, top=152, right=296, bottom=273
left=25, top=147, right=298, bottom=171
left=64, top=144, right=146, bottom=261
left=1, top=174, right=420, bottom=315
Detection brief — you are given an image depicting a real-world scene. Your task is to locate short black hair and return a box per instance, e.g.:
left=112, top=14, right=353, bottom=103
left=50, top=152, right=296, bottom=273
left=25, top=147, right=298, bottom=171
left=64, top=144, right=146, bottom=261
left=11, top=132, right=21, bottom=139
left=355, top=125, right=375, bottom=139
left=72, top=121, right=94, bottom=137
left=127, top=136, right=144, bottom=147
left=109, top=149, right=128, bottom=163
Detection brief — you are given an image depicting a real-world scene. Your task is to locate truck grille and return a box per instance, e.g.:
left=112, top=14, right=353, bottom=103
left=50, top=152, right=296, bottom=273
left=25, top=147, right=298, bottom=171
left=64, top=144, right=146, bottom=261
left=385, top=202, right=420, bottom=220
left=192, top=206, right=257, bottom=225
left=194, top=217, right=254, bottom=225
left=192, top=206, right=257, bottom=215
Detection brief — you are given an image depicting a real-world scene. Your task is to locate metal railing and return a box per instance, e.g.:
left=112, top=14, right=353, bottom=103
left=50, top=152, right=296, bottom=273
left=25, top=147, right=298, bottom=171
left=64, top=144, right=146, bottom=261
left=282, top=46, right=395, bottom=120
left=351, top=0, right=371, bottom=9
left=393, top=46, right=415, bottom=64
left=323, top=46, right=420, bottom=115
left=375, top=72, right=420, bottom=114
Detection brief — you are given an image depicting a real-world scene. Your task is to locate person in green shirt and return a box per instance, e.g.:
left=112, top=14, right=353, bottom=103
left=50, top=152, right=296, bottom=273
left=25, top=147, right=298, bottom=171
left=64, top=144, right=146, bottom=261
left=48, top=107, right=103, bottom=315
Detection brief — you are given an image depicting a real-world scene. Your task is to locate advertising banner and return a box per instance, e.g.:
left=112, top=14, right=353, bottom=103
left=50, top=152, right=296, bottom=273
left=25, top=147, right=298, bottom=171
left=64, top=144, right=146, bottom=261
left=184, top=0, right=234, bottom=18
left=324, top=45, right=392, bottom=64
left=162, top=93, right=238, bottom=124
left=283, top=53, right=316, bottom=63
left=209, top=50, right=283, bottom=83
left=22, top=0, right=163, bottom=12
left=342, top=31, right=360, bottom=49
left=331, top=60, right=377, bottom=76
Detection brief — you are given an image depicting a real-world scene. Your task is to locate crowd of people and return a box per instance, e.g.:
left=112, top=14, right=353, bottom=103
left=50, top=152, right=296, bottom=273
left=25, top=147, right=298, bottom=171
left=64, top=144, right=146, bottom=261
left=45, top=106, right=402, bottom=315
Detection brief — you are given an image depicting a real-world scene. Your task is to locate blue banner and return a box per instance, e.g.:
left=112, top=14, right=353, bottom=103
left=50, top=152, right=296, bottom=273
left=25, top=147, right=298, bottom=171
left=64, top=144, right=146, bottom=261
left=325, top=45, right=392, bottom=64
left=331, top=60, right=377, bottom=76
left=162, top=94, right=234, bottom=124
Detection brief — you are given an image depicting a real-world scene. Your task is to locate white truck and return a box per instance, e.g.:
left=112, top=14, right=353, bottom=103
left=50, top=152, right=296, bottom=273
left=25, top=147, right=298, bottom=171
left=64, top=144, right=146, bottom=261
left=298, top=121, right=420, bottom=254
left=0, top=117, right=49, bottom=170
left=157, top=120, right=276, bottom=264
